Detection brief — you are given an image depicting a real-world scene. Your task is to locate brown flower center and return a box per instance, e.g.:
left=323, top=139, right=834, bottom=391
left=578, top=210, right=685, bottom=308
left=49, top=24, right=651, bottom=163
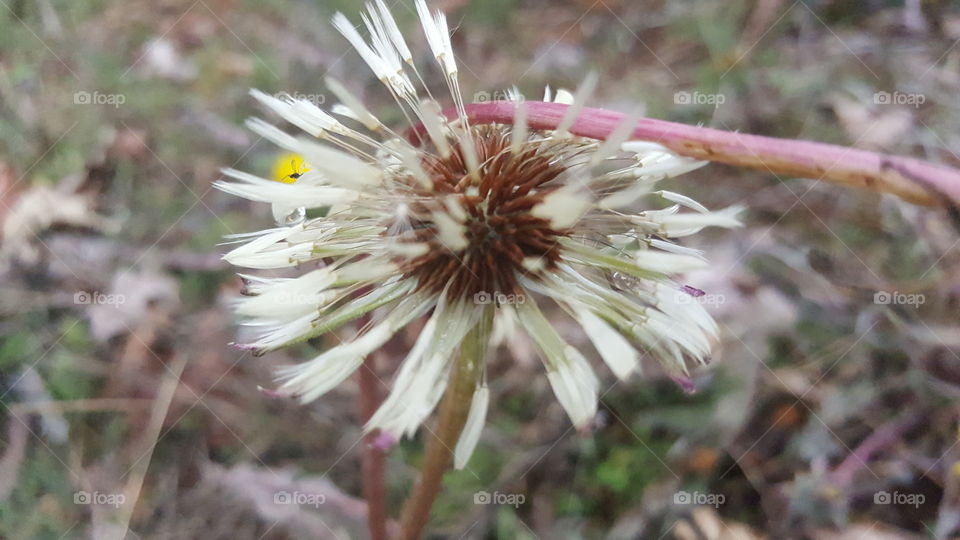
left=391, top=125, right=581, bottom=301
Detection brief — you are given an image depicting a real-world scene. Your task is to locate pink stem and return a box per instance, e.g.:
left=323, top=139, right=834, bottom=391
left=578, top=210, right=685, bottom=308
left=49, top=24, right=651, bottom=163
left=359, top=355, right=389, bottom=540
left=830, top=413, right=920, bottom=487
left=412, top=101, right=960, bottom=210
left=355, top=309, right=389, bottom=540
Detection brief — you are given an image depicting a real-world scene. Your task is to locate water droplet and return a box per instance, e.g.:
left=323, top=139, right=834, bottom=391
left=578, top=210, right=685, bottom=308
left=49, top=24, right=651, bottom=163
left=272, top=204, right=305, bottom=226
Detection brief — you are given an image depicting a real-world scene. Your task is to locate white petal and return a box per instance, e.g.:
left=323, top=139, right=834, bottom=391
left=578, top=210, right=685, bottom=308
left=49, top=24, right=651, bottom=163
left=296, top=140, right=382, bottom=187
left=374, top=0, right=412, bottom=63
left=333, top=12, right=390, bottom=82
left=491, top=304, right=520, bottom=346
left=575, top=309, right=640, bottom=380
left=531, top=187, right=592, bottom=228
left=245, top=117, right=299, bottom=149
left=656, top=190, right=709, bottom=213
left=591, top=114, right=639, bottom=165
left=598, top=179, right=657, bottom=209
left=458, top=125, right=480, bottom=176
left=215, top=168, right=357, bottom=208
left=222, top=225, right=315, bottom=269
left=510, top=102, right=528, bottom=154
left=419, top=100, right=451, bottom=158
left=326, top=76, right=380, bottom=130
left=554, top=73, right=598, bottom=137
left=415, top=0, right=456, bottom=76
left=234, top=268, right=337, bottom=319
left=635, top=250, right=709, bottom=273
left=434, top=11, right=457, bottom=76
left=553, top=88, right=574, bottom=105
left=250, top=89, right=337, bottom=137
left=367, top=299, right=482, bottom=437
left=545, top=354, right=597, bottom=428
left=515, top=299, right=598, bottom=428
left=277, top=294, right=432, bottom=403
left=621, top=141, right=672, bottom=154
left=432, top=210, right=468, bottom=251
left=630, top=158, right=708, bottom=180
left=454, top=384, right=489, bottom=469
left=651, top=205, right=744, bottom=236
left=648, top=238, right=705, bottom=258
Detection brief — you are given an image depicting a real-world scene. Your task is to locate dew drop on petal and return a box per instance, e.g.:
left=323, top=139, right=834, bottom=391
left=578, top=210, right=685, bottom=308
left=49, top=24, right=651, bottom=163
left=272, top=204, right=306, bottom=226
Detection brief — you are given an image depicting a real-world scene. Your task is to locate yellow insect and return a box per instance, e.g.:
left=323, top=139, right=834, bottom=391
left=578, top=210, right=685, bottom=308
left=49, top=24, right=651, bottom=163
left=272, top=153, right=309, bottom=184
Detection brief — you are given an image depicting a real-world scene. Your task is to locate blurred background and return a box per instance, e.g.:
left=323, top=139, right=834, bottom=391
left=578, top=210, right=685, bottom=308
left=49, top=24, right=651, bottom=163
left=1, top=0, right=959, bottom=538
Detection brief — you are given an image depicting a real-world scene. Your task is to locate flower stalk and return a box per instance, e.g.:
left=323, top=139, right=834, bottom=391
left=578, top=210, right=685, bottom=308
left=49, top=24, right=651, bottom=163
left=359, top=351, right=389, bottom=540
left=398, top=306, right=493, bottom=540
left=417, top=100, right=960, bottom=211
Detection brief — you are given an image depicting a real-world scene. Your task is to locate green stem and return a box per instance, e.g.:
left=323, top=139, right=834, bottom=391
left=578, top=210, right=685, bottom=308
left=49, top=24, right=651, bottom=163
left=398, top=307, right=492, bottom=539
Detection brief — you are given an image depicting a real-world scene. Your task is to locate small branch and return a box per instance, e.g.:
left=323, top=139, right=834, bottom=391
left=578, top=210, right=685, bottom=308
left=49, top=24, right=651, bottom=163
left=413, top=101, right=960, bottom=210
left=359, top=353, right=389, bottom=540
left=399, top=309, right=491, bottom=539
left=829, top=412, right=921, bottom=487
left=111, top=354, right=187, bottom=540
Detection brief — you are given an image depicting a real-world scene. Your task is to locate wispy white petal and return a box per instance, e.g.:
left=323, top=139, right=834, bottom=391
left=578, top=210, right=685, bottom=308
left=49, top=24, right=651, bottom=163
left=368, top=299, right=482, bottom=438
left=531, top=187, right=592, bottom=228
left=325, top=76, right=382, bottom=131
left=454, top=384, right=489, bottom=469
left=656, top=190, right=709, bottom=213
left=574, top=308, right=640, bottom=379
left=278, top=294, right=433, bottom=402
left=516, top=299, right=598, bottom=428
left=554, top=73, right=598, bottom=137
